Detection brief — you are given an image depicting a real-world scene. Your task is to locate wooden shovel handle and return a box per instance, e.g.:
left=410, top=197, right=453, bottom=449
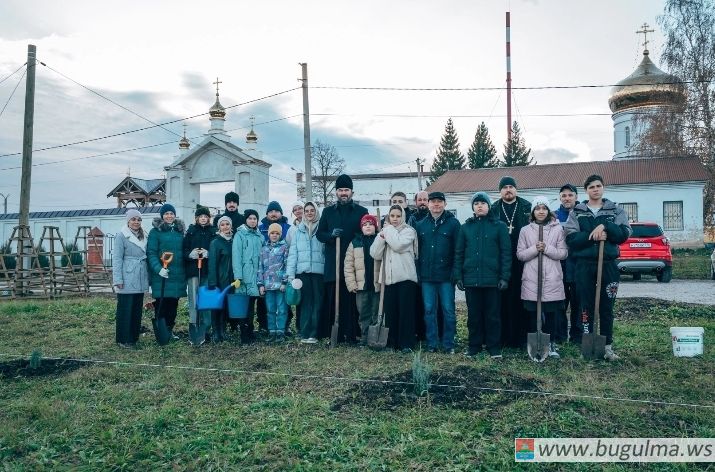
left=536, top=225, right=543, bottom=333
left=593, top=240, right=605, bottom=333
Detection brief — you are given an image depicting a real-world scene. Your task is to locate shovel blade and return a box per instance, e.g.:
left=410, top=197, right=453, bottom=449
left=581, top=333, right=607, bottom=360
left=527, top=332, right=550, bottom=362
left=367, top=325, right=389, bottom=350
left=330, top=321, right=340, bottom=348
left=152, top=317, right=171, bottom=346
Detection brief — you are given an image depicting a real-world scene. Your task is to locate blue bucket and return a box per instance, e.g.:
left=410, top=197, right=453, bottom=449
left=197, top=285, right=231, bottom=311
left=227, top=293, right=250, bottom=319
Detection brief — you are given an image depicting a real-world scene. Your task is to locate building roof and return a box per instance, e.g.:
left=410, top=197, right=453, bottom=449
left=318, top=172, right=433, bottom=181
left=425, top=157, right=710, bottom=194
left=106, top=177, right=165, bottom=197
left=0, top=205, right=162, bottom=221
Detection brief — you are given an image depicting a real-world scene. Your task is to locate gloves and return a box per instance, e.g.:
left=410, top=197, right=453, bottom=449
left=456, top=280, right=465, bottom=291
left=159, top=268, right=169, bottom=278
left=497, top=279, right=508, bottom=291
left=202, top=250, right=209, bottom=259
left=189, top=249, right=200, bottom=259
left=331, top=228, right=343, bottom=239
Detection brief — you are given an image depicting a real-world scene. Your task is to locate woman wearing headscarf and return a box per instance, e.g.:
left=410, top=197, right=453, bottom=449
left=112, top=209, right=149, bottom=348
left=147, top=203, right=187, bottom=339
left=207, top=216, right=235, bottom=343
left=370, top=204, right=419, bottom=353
left=232, top=209, right=263, bottom=343
left=286, top=202, right=325, bottom=343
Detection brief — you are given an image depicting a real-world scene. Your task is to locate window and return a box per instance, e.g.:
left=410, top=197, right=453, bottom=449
left=625, top=126, right=631, bottom=147
left=372, top=199, right=380, bottom=206
left=619, top=202, right=638, bottom=222
left=663, top=201, right=684, bottom=231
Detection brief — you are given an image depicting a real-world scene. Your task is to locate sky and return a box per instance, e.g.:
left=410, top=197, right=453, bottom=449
left=0, top=0, right=668, bottom=213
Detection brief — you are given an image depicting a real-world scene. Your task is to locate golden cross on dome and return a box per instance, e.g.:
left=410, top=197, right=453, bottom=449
left=213, top=77, right=222, bottom=96
left=182, top=122, right=187, bottom=138
left=250, top=115, right=255, bottom=128
left=636, top=23, right=655, bottom=52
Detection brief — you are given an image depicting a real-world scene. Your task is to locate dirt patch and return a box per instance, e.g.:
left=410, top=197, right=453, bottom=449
left=331, top=365, right=540, bottom=411
left=0, top=358, right=84, bottom=380
left=615, top=298, right=704, bottom=321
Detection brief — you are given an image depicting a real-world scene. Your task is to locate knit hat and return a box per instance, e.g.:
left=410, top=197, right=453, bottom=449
left=471, top=192, right=492, bottom=206
left=266, top=201, right=283, bottom=214
left=559, top=183, right=577, bottom=195
left=498, top=176, right=517, bottom=190
left=195, top=206, right=211, bottom=218
left=530, top=195, right=553, bottom=213
left=268, top=223, right=283, bottom=236
left=360, top=214, right=378, bottom=228
left=217, top=216, right=233, bottom=229
left=225, top=191, right=239, bottom=205
left=243, top=209, right=259, bottom=221
left=291, top=201, right=305, bottom=212
left=335, top=174, right=353, bottom=190
left=159, top=203, right=176, bottom=217
left=125, top=209, right=142, bottom=222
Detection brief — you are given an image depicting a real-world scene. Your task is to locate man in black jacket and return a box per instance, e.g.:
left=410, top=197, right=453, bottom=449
left=564, top=175, right=631, bottom=361
left=408, top=191, right=429, bottom=227
left=213, top=191, right=245, bottom=230
left=416, top=192, right=460, bottom=353
left=491, top=176, right=532, bottom=348
left=316, top=174, right=368, bottom=343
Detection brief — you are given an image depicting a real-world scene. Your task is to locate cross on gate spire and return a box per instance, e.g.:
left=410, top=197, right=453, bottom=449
left=213, top=77, right=222, bottom=97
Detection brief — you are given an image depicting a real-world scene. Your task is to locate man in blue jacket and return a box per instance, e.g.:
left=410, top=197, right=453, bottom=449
left=416, top=192, right=460, bottom=354
left=555, top=183, right=580, bottom=344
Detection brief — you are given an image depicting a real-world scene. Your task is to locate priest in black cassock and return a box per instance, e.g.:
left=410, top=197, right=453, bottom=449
left=491, top=176, right=532, bottom=348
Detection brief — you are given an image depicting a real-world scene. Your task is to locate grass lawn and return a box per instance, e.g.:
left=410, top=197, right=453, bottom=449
left=672, top=248, right=712, bottom=280
left=1, top=297, right=714, bottom=470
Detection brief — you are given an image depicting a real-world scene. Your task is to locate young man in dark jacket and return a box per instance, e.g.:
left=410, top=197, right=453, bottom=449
left=564, top=175, right=631, bottom=361
left=416, top=192, right=460, bottom=353
left=316, top=174, right=368, bottom=343
left=213, top=191, right=245, bottom=230
left=454, top=192, right=511, bottom=358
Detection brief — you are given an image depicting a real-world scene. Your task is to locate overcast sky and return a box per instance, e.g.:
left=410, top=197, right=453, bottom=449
left=0, top=0, right=667, bottom=213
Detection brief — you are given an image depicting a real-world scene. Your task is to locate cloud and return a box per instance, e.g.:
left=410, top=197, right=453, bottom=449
left=532, top=147, right=579, bottom=165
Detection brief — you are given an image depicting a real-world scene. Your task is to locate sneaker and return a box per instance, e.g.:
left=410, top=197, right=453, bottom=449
left=400, top=348, right=413, bottom=354
left=465, top=349, right=479, bottom=358
left=117, top=342, right=135, bottom=349
left=276, top=334, right=286, bottom=344
left=548, top=343, right=560, bottom=359
left=305, top=337, right=318, bottom=344
left=490, top=354, right=503, bottom=360
left=604, top=345, right=620, bottom=361
left=427, top=347, right=438, bottom=353
left=267, top=333, right=276, bottom=343
left=446, top=348, right=456, bottom=355
left=300, top=338, right=312, bottom=344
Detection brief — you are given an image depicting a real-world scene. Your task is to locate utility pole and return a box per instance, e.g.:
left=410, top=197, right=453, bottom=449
left=415, top=157, right=423, bottom=191
left=506, top=12, right=512, bottom=143
left=0, top=193, right=9, bottom=215
left=19, top=44, right=36, bottom=227
left=299, top=63, right=313, bottom=202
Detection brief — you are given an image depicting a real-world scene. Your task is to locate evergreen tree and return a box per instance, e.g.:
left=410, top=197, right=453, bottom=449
left=467, top=122, right=500, bottom=168
left=502, top=121, right=534, bottom=167
left=428, top=118, right=465, bottom=184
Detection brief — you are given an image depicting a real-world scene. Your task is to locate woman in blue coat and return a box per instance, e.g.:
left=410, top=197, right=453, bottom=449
left=232, top=209, right=263, bottom=342
left=112, top=209, right=149, bottom=348
left=147, top=203, right=187, bottom=339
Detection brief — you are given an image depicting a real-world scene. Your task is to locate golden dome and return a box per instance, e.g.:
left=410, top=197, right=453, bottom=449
left=608, top=51, right=685, bottom=114
left=209, top=95, right=226, bottom=119
left=246, top=127, right=257, bottom=143
left=179, top=135, right=190, bottom=149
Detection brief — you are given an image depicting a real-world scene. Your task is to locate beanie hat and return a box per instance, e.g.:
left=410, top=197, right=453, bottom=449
left=530, top=195, right=553, bottom=213
left=291, top=201, right=305, bottom=212
left=243, top=209, right=259, bottom=221
left=195, top=206, right=211, bottom=218
left=217, top=216, right=233, bottom=228
left=125, top=209, right=142, bottom=222
left=498, top=176, right=517, bottom=190
left=471, top=192, right=492, bottom=206
left=266, top=201, right=283, bottom=214
left=268, top=223, right=283, bottom=236
left=159, top=203, right=176, bottom=217
left=360, top=214, right=378, bottom=228
left=225, top=191, right=239, bottom=205
left=335, top=174, right=353, bottom=190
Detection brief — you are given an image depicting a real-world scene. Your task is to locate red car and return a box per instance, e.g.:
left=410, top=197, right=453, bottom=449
left=617, top=222, right=673, bottom=283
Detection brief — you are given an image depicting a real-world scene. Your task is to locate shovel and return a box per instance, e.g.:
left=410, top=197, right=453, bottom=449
left=582, top=240, right=607, bottom=360
left=527, top=225, right=550, bottom=362
left=368, top=259, right=389, bottom=350
left=152, top=251, right=174, bottom=346
left=330, top=235, right=341, bottom=347
left=189, top=252, right=210, bottom=345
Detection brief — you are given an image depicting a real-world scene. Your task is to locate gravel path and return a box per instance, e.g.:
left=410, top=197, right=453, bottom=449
left=455, top=279, right=715, bottom=305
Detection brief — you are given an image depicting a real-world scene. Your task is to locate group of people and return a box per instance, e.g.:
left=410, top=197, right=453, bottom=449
left=112, top=172, right=631, bottom=361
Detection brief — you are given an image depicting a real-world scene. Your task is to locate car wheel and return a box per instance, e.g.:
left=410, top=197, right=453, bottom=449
left=657, top=267, right=672, bottom=283
left=632, top=273, right=641, bottom=281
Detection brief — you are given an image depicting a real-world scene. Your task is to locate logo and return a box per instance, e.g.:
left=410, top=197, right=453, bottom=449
left=606, top=281, right=619, bottom=299
left=515, top=438, right=535, bottom=461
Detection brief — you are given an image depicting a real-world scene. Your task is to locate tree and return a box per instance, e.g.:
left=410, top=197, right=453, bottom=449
left=428, top=118, right=466, bottom=185
left=658, top=0, right=715, bottom=231
left=467, top=122, right=500, bottom=169
left=502, top=121, right=534, bottom=167
left=311, top=139, right=345, bottom=207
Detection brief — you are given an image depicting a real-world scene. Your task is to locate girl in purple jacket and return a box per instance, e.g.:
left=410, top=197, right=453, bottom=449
left=517, top=196, right=568, bottom=358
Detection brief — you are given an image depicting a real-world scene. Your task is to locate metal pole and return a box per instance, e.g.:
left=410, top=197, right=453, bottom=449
left=300, top=63, right=313, bottom=202
left=19, top=44, right=36, bottom=227
left=506, top=12, right=512, bottom=143
left=415, top=158, right=423, bottom=191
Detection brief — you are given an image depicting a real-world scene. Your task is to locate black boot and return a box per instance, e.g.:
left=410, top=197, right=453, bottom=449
left=211, top=312, right=222, bottom=343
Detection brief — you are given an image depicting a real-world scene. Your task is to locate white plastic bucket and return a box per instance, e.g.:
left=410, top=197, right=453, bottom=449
left=670, top=327, right=704, bottom=357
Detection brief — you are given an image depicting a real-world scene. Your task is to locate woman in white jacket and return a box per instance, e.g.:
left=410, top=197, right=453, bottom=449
left=370, top=204, right=418, bottom=353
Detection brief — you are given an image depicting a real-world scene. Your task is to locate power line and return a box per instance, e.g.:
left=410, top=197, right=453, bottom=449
left=0, top=69, right=26, bottom=120
left=312, top=112, right=617, bottom=118
left=0, top=63, right=26, bottom=86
